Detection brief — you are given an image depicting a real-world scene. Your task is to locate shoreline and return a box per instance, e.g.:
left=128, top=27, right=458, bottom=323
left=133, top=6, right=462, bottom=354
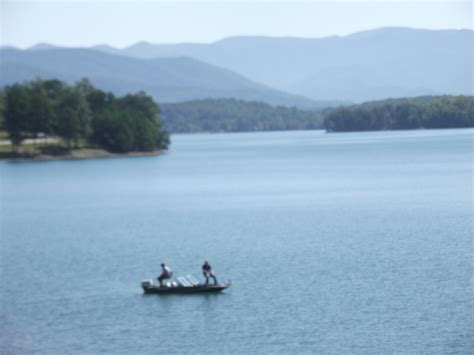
left=0, top=148, right=163, bottom=162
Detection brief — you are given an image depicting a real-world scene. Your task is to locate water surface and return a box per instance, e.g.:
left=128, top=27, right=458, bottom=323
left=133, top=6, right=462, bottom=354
left=1, top=129, right=472, bottom=354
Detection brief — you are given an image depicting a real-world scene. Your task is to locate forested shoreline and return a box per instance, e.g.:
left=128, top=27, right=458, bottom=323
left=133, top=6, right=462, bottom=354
left=160, top=96, right=474, bottom=133
left=1, top=78, right=472, bottom=160
left=324, top=96, right=473, bottom=132
left=0, top=78, right=169, bottom=155
left=160, top=99, right=324, bottom=133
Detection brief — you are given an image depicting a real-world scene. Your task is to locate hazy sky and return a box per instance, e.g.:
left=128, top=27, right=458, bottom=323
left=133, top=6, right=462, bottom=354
left=1, top=1, right=472, bottom=48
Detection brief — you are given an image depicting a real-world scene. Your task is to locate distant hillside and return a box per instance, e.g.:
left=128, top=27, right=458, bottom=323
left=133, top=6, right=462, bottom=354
left=0, top=48, right=325, bottom=108
left=92, top=27, right=472, bottom=102
left=324, top=95, right=474, bottom=132
left=160, top=98, right=324, bottom=133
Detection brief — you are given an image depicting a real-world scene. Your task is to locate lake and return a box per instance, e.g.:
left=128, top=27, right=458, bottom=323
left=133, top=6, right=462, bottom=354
left=1, top=129, right=472, bottom=354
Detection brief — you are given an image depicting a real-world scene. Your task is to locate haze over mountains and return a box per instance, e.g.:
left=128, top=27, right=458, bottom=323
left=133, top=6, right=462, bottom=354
left=92, top=27, right=472, bottom=102
left=1, top=27, right=472, bottom=105
left=0, top=48, right=319, bottom=107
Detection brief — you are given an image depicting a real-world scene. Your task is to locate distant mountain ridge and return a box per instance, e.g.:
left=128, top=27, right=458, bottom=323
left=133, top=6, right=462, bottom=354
left=2, top=27, right=471, bottom=104
left=88, top=27, right=473, bottom=102
left=0, top=48, right=328, bottom=107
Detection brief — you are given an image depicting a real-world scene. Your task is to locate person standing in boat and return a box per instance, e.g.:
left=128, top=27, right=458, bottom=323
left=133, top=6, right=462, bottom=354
left=157, top=263, right=172, bottom=287
left=202, top=261, right=218, bottom=285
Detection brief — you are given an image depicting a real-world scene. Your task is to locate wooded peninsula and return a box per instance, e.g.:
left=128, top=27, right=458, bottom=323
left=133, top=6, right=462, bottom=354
left=324, top=96, right=473, bottom=132
left=0, top=78, right=169, bottom=158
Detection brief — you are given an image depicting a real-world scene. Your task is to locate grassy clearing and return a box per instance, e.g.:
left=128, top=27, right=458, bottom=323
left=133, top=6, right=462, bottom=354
left=0, top=136, right=93, bottom=158
left=0, top=136, right=161, bottom=160
left=0, top=142, right=64, bottom=156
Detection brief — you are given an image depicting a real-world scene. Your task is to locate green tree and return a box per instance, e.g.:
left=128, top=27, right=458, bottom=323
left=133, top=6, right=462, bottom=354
left=75, top=77, right=96, bottom=97
left=0, top=91, right=5, bottom=131
left=119, top=92, right=159, bottom=122
left=92, top=110, right=135, bottom=152
left=55, top=88, right=91, bottom=148
left=117, top=93, right=169, bottom=151
left=27, top=80, right=54, bottom=148
left=3, top=84, right=31, bottom=151
left=2, top=78, right=170, bottom=154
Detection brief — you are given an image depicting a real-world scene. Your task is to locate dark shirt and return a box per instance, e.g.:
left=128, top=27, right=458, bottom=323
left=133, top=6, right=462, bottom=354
left=202, top=263, right=211, bottom=272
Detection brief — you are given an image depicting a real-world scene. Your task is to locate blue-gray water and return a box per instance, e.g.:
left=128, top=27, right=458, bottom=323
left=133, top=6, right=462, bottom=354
left=1, top=129, right=472, bottom=354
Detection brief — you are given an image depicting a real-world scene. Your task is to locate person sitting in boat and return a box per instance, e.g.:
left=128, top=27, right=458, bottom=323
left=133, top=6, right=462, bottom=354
left=157, top=263, right=173, bottom=287
left=202, top=261, right=218, bottom=285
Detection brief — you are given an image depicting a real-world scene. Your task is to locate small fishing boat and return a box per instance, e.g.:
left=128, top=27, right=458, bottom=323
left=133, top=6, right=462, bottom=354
left=141, top=274, right=230, bottom=295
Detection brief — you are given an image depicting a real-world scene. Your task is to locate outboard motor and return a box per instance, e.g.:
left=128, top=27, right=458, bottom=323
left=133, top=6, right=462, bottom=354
left=141, top=279, right=153, bottom=289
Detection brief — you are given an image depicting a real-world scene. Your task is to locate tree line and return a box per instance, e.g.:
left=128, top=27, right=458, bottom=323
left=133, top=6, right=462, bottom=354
left=159, top=98, right=325, bottom=133
left=324, top=96, right=474, bottom=132
left=0, top=78, right=169, bottom=153
left=2, top=79, right=472, bottom=147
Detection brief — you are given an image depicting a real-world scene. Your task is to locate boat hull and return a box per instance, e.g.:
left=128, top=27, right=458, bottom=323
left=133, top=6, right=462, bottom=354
left=142, top=283, right=230, bottom=295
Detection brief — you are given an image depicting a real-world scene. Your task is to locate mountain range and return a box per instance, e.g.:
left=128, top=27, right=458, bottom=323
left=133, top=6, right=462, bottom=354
left=0, top=48, right=320, bottom=107
left=90, top=27, right=472, bottom=102
left=1, top=27, right=472, bottom=105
